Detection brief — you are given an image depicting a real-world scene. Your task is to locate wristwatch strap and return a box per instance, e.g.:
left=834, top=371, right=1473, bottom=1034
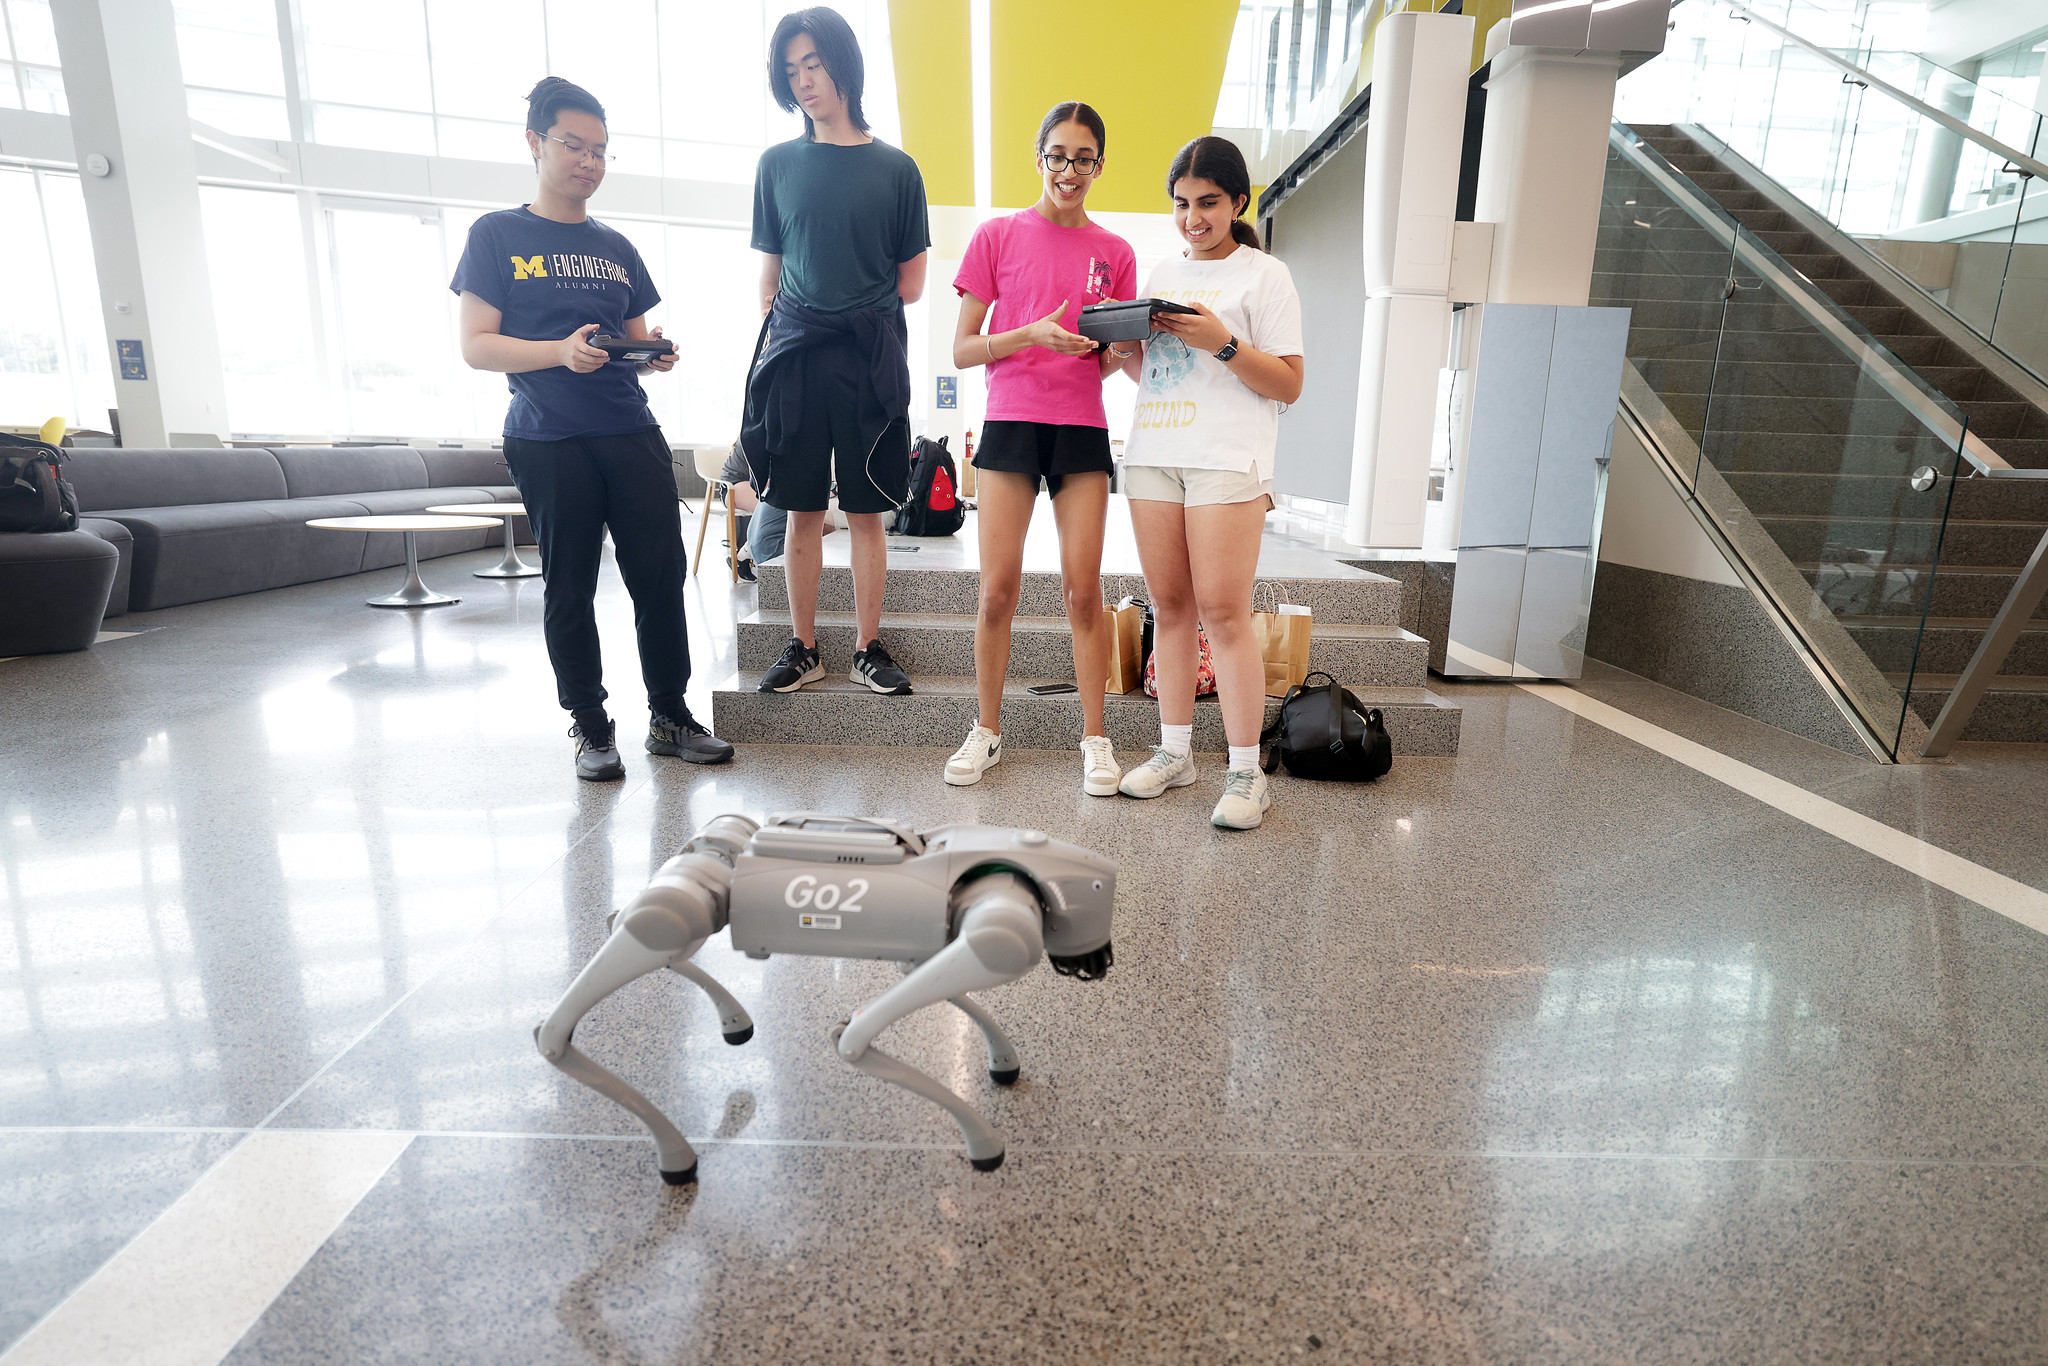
left=1214, top=336, right=1239, bottom=362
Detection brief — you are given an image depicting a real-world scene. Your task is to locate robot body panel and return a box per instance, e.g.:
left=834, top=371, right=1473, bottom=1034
left=729, top=857, right=951, bottom=961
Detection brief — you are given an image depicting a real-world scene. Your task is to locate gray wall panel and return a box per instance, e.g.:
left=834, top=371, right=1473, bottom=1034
left=1268, top=130, right=1369, bottom=504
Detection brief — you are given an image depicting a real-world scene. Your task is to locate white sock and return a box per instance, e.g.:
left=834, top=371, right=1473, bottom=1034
left=1160, top=723, right=1193, bottom=758
left=1228, top=744, right=1259, bottom=773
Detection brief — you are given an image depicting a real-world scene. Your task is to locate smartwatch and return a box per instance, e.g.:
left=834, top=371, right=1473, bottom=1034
left=1214, top=336, right=1240, bottom=362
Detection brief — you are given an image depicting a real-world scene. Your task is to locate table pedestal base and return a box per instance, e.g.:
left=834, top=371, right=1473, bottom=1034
left=369, top=531, right=459, bottom=608
left=474, top=521, right=540, bottom=578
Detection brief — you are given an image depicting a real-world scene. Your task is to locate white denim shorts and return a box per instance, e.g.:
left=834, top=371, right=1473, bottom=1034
left=1121, top=462, right=1274, bottom=509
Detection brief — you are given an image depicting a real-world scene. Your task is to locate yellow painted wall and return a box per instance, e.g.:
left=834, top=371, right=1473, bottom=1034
left=892, top=0, right=1237, bottom=213
left=989, top=0, right=1238, bottom=214
left=887, top=0, right=973, bottom=208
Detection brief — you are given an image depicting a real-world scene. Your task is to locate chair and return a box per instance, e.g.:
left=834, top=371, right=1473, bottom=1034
left=690, top=446, right=738, bottom=582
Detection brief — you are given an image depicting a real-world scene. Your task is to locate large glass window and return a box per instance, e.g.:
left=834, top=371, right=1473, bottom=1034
left=200, top=187, right=324, bottom=435
left=327, top=205, right=459, bottom=438
left=4, top=0, right=64, bottom=114
left=0, top=168, right=113, bottom=430
left=174, top=0, right=288, bottom=139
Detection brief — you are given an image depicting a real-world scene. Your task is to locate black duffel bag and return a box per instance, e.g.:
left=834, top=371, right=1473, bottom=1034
left=0, top=432, right=80, bottom=533
left=1261, top=671, right=1392, bottom=782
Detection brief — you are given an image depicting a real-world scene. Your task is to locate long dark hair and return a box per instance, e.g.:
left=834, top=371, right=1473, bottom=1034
left=1166, top=136, right=1262, bottom=250
left=525, top=77, right=605, bottom=137
left=1036, top=101, right=1106, bottom=158
left=769, top=7, right=869, bottom=135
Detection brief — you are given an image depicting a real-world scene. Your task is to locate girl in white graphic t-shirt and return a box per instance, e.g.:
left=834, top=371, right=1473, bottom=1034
left=1113, top=136, right=1305, bottom=831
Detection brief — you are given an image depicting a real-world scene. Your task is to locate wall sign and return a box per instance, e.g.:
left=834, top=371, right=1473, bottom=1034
left=936, top=375, right=957, bottom=410
left=117, top=339, right=147, bottom=381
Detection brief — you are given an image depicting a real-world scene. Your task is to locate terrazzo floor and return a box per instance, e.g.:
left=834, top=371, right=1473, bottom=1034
left=4, top=532, right=2048, bottom=1364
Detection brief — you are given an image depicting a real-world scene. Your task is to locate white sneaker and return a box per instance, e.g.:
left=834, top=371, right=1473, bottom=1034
left=1080, top=735, right=1120, bottom=797
left=1118, top=746, right=1196, bottom=799
left=1211, top=767, right=1271, bottom=830
left=945, top=724, right=1002, bottom=786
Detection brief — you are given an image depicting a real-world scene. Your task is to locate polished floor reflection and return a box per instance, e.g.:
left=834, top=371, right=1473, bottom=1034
left=4, top=542, right=2048, bottom=1364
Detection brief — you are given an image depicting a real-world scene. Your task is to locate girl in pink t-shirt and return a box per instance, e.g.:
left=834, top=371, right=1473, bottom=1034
left=942, top=101, right=1137, bottom=797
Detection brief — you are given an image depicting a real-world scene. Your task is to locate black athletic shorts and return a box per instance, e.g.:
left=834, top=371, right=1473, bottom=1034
left=973, top=420, right=1113, bottom=498
left=762, top=336, right=911, bottom=515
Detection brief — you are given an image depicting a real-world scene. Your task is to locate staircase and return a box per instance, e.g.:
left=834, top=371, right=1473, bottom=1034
left=708, top=532, right=1463, bottom=756
left=1596, top=124, right=2048, bottom=743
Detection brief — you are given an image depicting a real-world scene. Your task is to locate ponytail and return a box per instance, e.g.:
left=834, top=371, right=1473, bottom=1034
left=1166, top=135, right=1263, bottom=251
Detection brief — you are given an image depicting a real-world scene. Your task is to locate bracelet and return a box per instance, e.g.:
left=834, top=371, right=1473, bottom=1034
left=985, top=335, right=995, bottom=363
left=1109, top=345, right=1134, bottom=359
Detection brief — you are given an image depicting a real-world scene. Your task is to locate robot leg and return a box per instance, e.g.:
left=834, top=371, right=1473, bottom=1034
left=536, top=845, right=740, bottom=1185
left=535, top=929, right=706, bottom=1183
left=668, top=959, right=754, bottom=1045
left=948, top=994, right=1021, bottom=1086
left=836, top=873, right=1044, bottom=1171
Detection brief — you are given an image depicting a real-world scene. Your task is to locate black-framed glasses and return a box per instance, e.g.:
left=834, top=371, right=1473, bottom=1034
left=544, top=133, right=614, bottom=165
left=1040, top=152, right=1101, bottom=174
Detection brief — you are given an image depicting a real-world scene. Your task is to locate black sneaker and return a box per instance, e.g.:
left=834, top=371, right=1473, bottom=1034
left=647, top=707, right=734, bottom=764
left=850, top=639, right=913, bottom=695
left=735, top=552, right=758, bottom=583
left=569, top=718, right=624, bottom=781
left=758, top=636, right=823, bottom=693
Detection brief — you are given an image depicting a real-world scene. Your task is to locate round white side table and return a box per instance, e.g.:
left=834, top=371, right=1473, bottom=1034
left=426, top=502, right=541, bottom=578
left=306, top=514, right=502, bottom=607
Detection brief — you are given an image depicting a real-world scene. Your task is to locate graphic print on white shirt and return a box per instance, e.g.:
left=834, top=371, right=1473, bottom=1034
left=1124, top=246, right=1304, bottom=479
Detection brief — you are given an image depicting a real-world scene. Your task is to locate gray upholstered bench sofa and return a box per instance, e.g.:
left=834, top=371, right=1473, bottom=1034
left=0, top=445, right=524, bottom=655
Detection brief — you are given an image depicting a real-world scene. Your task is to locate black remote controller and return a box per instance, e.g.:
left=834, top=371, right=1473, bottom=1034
left=588, top=334, right=677, bottom=363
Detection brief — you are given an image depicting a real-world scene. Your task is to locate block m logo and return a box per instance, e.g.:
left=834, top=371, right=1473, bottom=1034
left=511, top=255, right=547, bottom=279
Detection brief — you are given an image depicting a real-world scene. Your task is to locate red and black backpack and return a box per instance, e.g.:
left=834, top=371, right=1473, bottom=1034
left=891, top=435, right=966, bottom=537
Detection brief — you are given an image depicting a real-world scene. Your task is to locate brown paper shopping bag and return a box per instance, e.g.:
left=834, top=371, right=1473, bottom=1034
left=1104, top=599, right=1145, bottom=694
left=1253, top=586, right=1312, bottom=698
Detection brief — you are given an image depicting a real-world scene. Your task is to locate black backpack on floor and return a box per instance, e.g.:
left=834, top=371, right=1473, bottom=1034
left=1262, top=672, right=1393, bottom=782
left=0, top=432, right=80, bottom=533
left=891, top=436, right=965, bottom=537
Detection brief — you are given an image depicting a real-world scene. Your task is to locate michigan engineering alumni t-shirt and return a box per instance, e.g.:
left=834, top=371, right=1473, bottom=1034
left=1122, top=245, right=1304, bottom=481
left=752, top=137, right=930, bottom=313
left=954, top=208, right=1136, bottom=429
left=450, top=207, right=660, bottom=441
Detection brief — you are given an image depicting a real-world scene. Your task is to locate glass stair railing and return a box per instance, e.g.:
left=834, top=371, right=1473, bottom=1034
left=1597, top=123, right=1987, bottom=759
left=1618, top=0, right=2048, bottom=385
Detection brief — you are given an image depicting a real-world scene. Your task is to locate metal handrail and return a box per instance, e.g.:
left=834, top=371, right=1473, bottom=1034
left=1721, top=1, right=2048, bottom=184
left=1609, top=124, right=2012, bottom=476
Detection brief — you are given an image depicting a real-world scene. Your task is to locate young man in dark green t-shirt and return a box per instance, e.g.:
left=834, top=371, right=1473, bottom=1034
left=738, top=7, right=930, bottom=697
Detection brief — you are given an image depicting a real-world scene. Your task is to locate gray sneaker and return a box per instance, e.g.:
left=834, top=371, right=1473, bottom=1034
left=647, top=707, right=733, bottom=765
left=1211, top=767, right=1271, bottom=830
left=570, top=718, right=624, bottom=782
left=1118, top=746, right=1197, bottom=799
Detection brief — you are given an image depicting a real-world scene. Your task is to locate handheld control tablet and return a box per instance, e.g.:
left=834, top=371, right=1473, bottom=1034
left=589, top=334, right=678, bottom=363
left=1077, top=298, right=1199, bottom=345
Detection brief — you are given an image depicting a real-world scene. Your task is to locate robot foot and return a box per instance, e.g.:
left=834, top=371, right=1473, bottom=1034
left=988, top=1066, right=1020, bottom=1086
left=969, top=1151, right=1006, bottom=1172
left=722, top=1025, right=755, bottom=1046
left=659, top=1163, right=699, bottom=1186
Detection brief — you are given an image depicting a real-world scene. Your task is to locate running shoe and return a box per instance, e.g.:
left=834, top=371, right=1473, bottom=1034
left=647, top=706, right=734, bottom=764
left=758, top=636, right=823, bottom=693
left=1118, top=746, right=1197, bottom=799
left=1211, top=767, right=1271, bottom=830
left=570, top=717, right=624, bottom=782
left=850, top=639, right=913, bottom=695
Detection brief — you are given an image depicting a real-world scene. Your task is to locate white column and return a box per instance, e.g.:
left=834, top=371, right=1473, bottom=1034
left=1344, top=9, right=1474, bottom=548
left=51, top=0, right=231, bottom=446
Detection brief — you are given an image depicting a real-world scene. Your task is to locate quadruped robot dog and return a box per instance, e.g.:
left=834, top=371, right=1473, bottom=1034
left=536, top=813, right=1116, bottom=1182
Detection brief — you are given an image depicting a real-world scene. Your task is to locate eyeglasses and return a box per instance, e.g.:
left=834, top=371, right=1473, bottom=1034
left=1039, top=152, right=1101, bottom=175
left=543, top=133, right=614, bottom=165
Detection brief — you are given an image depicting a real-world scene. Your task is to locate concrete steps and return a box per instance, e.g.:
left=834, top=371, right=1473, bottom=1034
left=713, top=552, right=1461, bottom=756
left=710, top=671, right=1464, bottom=756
